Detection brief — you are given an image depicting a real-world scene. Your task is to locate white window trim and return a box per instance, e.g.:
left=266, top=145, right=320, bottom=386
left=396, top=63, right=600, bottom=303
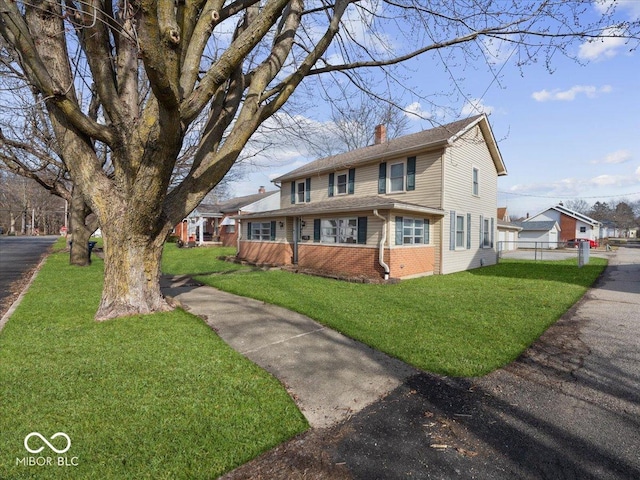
left=336, top=171, right=349, bottom=196
left=296, top=181, right=306, bottom=204
left=388, top=160, right=406, bottom=193
left=455, top=214, right=465, bottom=249
left=402, top=217, right=428, bottom=245
left=321, top=217, right=358, bottom=244
left=250, top=222, right=273, bottom=241
left=472, top=166, right=479, bottom=196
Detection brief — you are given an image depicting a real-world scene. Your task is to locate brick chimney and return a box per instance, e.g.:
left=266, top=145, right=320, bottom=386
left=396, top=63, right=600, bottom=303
left=374, top=124, right=387, bottom=145
left=258, top=186, right=266, bottom=194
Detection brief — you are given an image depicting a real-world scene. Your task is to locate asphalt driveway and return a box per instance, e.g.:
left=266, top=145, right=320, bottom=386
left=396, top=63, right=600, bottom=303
left=222, top=246, right=640, bottom=479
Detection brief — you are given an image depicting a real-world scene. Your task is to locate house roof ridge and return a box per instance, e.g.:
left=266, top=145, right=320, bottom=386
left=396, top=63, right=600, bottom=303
left=273, top=115, right=486, bottom=183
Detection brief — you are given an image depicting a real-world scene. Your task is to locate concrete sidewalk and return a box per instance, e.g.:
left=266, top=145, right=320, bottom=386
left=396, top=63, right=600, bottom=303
left=161, top=276, right=417, bottom=428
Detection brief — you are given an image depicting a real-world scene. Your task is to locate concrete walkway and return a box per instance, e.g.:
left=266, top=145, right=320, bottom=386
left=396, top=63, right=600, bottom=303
left=161, top=276, right=418, bottom=428
left=220, top=246, right=640, bottom=479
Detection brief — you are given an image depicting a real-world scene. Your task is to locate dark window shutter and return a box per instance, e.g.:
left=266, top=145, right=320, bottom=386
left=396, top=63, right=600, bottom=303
left=348, top=168, right=355, bottom=195
left=290, top=182, right=295, bottom=204
left=449, top=211, right=456, bottom=250
left=479, top=215, right=484, bottom=246
left=357, top=216, right=368, bottom=244
left=328, top=173, right=334, bottom=197
left=305, top=178, right=311, bottom=202
left=407, top=156, right=416, bottom=191
left=424, top=218, right=430, bottom=244
left=467, top=213, right=472, bottom=249
left=395, top=216, right=403, bottom=245
left=314, top=219, right=321, bottom=242
left=270, top=221, right=276, bottom=241
left=247, top=222, right=252, bottom=240
left=378, top=162, right=387, bottom=194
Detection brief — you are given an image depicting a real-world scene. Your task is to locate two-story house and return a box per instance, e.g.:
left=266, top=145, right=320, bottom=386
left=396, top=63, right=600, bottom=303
left=235, top=114, right=507, bottom=280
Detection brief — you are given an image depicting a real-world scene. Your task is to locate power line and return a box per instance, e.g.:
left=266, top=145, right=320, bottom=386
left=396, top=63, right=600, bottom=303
left=498, top=190, right=640, bottom=200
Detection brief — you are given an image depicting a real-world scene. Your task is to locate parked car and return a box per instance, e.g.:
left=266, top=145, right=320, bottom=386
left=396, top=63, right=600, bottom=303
left=566, top=238, right=598, bottom=248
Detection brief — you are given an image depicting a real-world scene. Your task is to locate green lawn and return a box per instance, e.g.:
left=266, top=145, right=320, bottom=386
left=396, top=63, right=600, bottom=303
left=0, top=242, right=307, bottom=479
left=163, top=247, right=608, bottom=377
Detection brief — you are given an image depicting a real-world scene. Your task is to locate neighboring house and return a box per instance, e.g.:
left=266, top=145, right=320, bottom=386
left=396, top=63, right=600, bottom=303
left=496, top=207, right=521, bottom=251
left=525, top=203, right=601, bottom=244
left=599, top=220, right=620, bottom=239
left=513, top=220, right=560, bottom=249
left=174, top=188, right=279, bottom=246
left=235, top=114, right=507, bottom=280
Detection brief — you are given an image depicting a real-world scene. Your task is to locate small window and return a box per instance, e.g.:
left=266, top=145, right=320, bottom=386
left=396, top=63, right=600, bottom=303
left=456, top=215, right=465, bottom=248
left=297, top=181, right=305, bottom=203
left=579, top=226, right=586, bottom=233
left=249, top=222, right=273, bottom=241
left=389, top=162, right=405, bottom=192
left=401, top=218, right=427, bottom=245
left=336, top=173, right=348, bottom=195
left=483, top=218, right=491, bottom=247
left=472, top=167, right=479, bottom=196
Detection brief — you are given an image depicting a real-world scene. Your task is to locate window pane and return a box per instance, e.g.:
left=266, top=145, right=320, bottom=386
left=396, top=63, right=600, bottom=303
left=389, top=163, right=404, bottom=191
left=297, top=182, right=305, bottom=203
left=337, top=174, right=347, bottom=194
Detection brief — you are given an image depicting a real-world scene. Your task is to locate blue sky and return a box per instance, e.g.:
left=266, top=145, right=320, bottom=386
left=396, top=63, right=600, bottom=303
left=228, top=1, right=640, bottom=219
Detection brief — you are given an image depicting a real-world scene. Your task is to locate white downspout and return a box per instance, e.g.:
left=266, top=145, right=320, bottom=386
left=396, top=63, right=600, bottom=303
left=373, top=210, right=390, bottom=280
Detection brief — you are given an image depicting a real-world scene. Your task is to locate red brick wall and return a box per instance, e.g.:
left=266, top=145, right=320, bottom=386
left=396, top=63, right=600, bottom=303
left=239, top=242, right=436, bottom=280
left=559, top=215, right=577, bottom=242
left=220, top=226, right=237, bottom=247
left=389, top=246, right=435, bottom=278
left=298, top=244, right=385, bottom=278
left=239, top=241, right=293, bottom=265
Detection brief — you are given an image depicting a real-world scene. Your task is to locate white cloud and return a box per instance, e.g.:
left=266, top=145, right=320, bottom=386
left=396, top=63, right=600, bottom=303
left=594, top=0, right=640, bottom=19
left=590, top=149, right=633, bottom=165
left=404, top=102, right=432, bottom=120
left=461, top=98, right=494, bottom=116
left=578, top=27, right=628, bottom=61
left=531, top=84, right=612, bottom=102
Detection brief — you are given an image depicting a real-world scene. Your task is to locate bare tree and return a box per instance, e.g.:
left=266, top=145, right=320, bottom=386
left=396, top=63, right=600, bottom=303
left=1, top=1, right=638, bottom=320
left=0, top=85, right=99, bottom=264
left=564, top=198, right=591, bottom=216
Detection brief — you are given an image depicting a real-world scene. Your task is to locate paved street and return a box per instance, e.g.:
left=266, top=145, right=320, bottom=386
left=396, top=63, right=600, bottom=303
left=0, top=236, right=58, bottom=307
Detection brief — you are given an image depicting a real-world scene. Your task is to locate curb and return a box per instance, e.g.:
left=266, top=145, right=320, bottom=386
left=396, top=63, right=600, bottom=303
left=0, top=255, right=49, bottom=333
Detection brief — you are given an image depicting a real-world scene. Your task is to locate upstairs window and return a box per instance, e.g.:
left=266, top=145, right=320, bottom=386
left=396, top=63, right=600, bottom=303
left=379, top=157, right=416, bottom=194
left=389, top=162, right=405, bottom=192
left=328, top=169, right=355, bottom=197
left=472, top=167, right=479, bottom=196
left=291, top=178, right=311, bottom=203
left=297, top=181, right=306, bottom=203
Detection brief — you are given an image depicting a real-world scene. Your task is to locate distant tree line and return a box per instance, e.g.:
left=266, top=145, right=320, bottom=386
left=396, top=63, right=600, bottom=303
left=564, top=198, right=640, bottom=234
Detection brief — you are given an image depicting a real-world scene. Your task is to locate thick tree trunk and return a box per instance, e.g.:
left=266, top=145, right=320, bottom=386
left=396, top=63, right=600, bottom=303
left=95, top=220, right=173, bottom=321
left=68, top=187, right=99, bottom=266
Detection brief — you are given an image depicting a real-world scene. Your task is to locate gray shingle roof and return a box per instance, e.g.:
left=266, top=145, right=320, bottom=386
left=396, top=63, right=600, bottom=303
left=513, top=221, right=558, bottom=231
left=274, top=115, right=486, bottom=182
left=236, top=195, right=445, bottom=219
left=194, top=191, right=278, bottom=215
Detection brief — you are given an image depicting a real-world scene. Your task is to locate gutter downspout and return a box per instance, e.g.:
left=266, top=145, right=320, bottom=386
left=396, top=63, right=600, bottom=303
left=373, top=210, right=390, bottom=280
left=236, top=219, right=241, bottom=256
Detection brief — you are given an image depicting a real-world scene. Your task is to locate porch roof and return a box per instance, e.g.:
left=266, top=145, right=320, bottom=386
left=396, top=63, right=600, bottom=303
left=233, top=195, right=446, bottom=219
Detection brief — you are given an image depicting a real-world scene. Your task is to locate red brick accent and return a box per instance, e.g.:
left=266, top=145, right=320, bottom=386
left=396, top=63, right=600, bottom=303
left=239, top=241, right=293, bottom=265
left=298, top=244, right=385, bottom=277
left=389, top=246, right=435, bottom=278
left=239, top=242, right=436, bottom=280
left=559, top=215, right=577, bottom=242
